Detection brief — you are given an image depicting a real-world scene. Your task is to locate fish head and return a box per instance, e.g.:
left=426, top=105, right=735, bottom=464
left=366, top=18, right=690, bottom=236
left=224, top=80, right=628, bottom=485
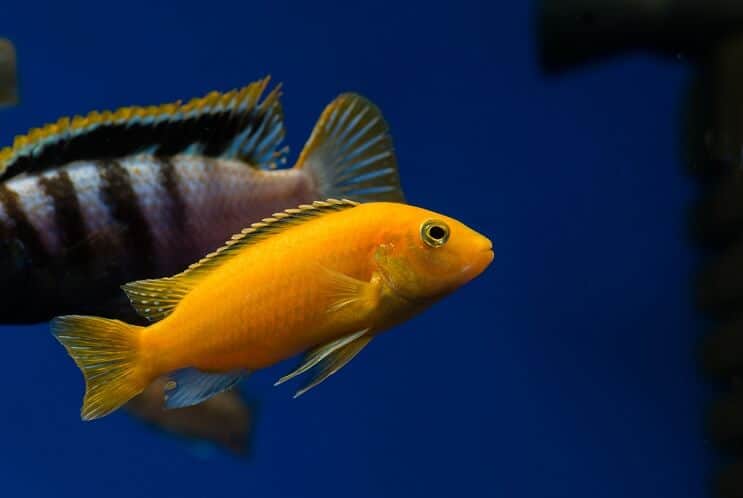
left=375, top=205, right=493, bottom=302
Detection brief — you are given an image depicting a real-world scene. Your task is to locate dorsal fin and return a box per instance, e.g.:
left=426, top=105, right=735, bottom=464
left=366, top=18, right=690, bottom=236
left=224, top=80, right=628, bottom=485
left=179, top=198, right=359, bottom=281
left=121, top=277, right=193, bottom=322
left=122, top=198, right=359, bottom=322
left=295, top=93, right=404, bottom=203
left=0, top=76, right=286, bottom=181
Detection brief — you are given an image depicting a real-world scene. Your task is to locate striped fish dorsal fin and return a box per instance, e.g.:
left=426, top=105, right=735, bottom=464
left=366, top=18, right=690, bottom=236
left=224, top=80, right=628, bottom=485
left=0, top=76, right=286, bottom=181
left=122, top=199, right=359, bottom=322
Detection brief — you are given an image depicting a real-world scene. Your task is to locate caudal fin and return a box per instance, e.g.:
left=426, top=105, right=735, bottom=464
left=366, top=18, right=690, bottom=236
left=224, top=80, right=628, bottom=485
left=52, top=315, right=148, bottom=421
left=295, top=93, right=405, bottom=203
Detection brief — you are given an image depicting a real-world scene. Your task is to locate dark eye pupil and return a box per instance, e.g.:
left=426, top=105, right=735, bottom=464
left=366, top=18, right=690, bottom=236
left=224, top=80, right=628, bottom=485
left=428, top=225, right=446, bottom=240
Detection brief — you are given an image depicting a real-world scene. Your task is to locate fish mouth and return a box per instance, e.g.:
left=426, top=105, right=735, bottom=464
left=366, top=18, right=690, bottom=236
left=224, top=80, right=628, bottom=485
left=480, top=238, right=494, bottom=264
left=472, top=241, right=494, bottom=275
left=459, top=244, right=494, bottom=283
left=480, top=248, right=494, bottom=270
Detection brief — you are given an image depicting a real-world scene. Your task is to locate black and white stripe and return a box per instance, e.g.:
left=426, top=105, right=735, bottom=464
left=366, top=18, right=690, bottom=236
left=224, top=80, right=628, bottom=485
left=37, top=170, right=89, bottom=264
left=98, top=159, right=156, bottom=275
left=157, top=157, right=188, bottom=239
left=0, top=180, right=53, bottom=265
left=65, top=161, right=119, bottom=247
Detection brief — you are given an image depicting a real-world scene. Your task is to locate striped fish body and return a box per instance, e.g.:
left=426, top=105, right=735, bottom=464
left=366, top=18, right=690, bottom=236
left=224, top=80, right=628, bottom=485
left=0, top=78, right=404, bottom=323
left=0, top=155, right=314, bottom=322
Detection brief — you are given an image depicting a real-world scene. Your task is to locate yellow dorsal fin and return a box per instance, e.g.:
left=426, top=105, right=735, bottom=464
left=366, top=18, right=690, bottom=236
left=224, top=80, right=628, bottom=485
left=121, top=277, right=193, bottom=322
left=122, top=198, right=359, bottom=322
left=0, top=76, right=286, bottom=181
left=181, top=198, right=359, bottom=280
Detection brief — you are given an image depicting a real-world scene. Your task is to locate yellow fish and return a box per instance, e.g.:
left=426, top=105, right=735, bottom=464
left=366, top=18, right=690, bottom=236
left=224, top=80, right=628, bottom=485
left=52, top=199, right=493, bottom=420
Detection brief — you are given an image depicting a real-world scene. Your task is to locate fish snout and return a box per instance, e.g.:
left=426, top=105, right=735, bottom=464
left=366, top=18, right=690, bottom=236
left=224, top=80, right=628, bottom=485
left=478, top=239, right=494, bottom=270
left=464, top=234, right=493, bottom=280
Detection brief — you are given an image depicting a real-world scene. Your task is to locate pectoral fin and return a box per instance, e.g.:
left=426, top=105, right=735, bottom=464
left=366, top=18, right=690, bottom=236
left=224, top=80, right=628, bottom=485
left=273, top=268, right=379, bottom=397
left=321, top=266, right=381, bottom=314
left=274, top=329, right=373, bottom=398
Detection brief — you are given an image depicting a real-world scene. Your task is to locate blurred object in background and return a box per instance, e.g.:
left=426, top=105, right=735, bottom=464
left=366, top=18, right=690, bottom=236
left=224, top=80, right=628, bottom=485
left=537, top=0, right=743, bottom=74
left=0, top=39, right=254, bottom=457
left=717, top=461, right=743, bottom=498
left=688, top=24, right=743, bottom=498
left=692, top=168, right=743, bottom=247
left=538, top=1, right=743, bottom=496
left=700, top=316, right=743, bottom=379
left=126, top=378, right=253, bottom=456
left=0, top=38, right=18, bottom=108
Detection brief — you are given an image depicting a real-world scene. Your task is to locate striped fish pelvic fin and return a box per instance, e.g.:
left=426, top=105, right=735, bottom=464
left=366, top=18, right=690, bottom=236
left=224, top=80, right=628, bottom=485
left=0, top=76, right=287, bottom=181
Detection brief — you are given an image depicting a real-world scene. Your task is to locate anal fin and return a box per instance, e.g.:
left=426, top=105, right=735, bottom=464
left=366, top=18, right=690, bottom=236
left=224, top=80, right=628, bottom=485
left=165, top=368, right=246, bottom=409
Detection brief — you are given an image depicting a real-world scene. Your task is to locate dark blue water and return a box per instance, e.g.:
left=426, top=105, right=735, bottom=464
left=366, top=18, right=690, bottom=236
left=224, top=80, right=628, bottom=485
left=0, top=2, right=708, bottom=497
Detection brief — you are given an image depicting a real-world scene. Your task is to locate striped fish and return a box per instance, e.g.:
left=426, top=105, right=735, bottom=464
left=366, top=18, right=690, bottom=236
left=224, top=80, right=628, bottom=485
left=0, top=77, right=404, bottom=323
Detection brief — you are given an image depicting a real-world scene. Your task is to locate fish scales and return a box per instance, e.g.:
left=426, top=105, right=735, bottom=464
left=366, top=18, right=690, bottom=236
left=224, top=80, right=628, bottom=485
left=151, top=204, right=412, bottom=372
left=98, top=159, right=157, bottom=276
left=0, top=80, right=404, bottom=323
left=37, top=170, right=90, bottom=265
left=168, top=155, right=313, bottom=272
left=0, top=77, right=405, bottom=448
left=0, top=178, right=56, bottom=263
left=0, top=156, right=314, bottom=312
left=52, top=200, right=494, bottom=419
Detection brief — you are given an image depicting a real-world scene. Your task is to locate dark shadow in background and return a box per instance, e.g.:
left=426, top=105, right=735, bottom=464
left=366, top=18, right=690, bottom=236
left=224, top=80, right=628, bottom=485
left=0, top=38, right=256, bottom=458
left=0, top=39, right=18, bottom=108
left=539, top=1, right=743, bottom=496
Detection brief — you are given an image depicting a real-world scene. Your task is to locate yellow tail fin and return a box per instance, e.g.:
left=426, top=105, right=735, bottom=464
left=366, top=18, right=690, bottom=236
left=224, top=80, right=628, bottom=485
left=51, top=315, right=148, bottom=421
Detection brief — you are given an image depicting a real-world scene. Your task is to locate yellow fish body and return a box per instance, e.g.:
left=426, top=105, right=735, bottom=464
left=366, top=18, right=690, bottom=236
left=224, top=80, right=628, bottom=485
left=53, top=199, right=493, bottom=420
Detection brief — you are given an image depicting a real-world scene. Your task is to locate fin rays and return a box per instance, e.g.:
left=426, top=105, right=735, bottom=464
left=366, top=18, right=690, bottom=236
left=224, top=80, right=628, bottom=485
left=294, top=336, right=372, bottom=398
left=275, top=329, right=373, bottom=397
left=165, top=368, right=246, bottom=408
left=121, top=277, right=194, bottom=322
left=0, top=77, right=286, bottom=180
left=121, top=199, right=359, bottom=322
left=179, top=199, right=359, bottom=282
left=296, top=93, right=405, bottom=203
left=51, top=315, right=147, bottom=420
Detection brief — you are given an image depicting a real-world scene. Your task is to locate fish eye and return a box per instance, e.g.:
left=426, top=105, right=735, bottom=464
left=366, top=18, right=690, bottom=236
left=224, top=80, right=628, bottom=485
left=420, top=220, right=450, bottom=248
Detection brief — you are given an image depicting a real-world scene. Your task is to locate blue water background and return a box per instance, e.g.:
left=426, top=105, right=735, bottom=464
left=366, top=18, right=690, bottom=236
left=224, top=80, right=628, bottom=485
left=0, top=2, right=708, bottom=497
